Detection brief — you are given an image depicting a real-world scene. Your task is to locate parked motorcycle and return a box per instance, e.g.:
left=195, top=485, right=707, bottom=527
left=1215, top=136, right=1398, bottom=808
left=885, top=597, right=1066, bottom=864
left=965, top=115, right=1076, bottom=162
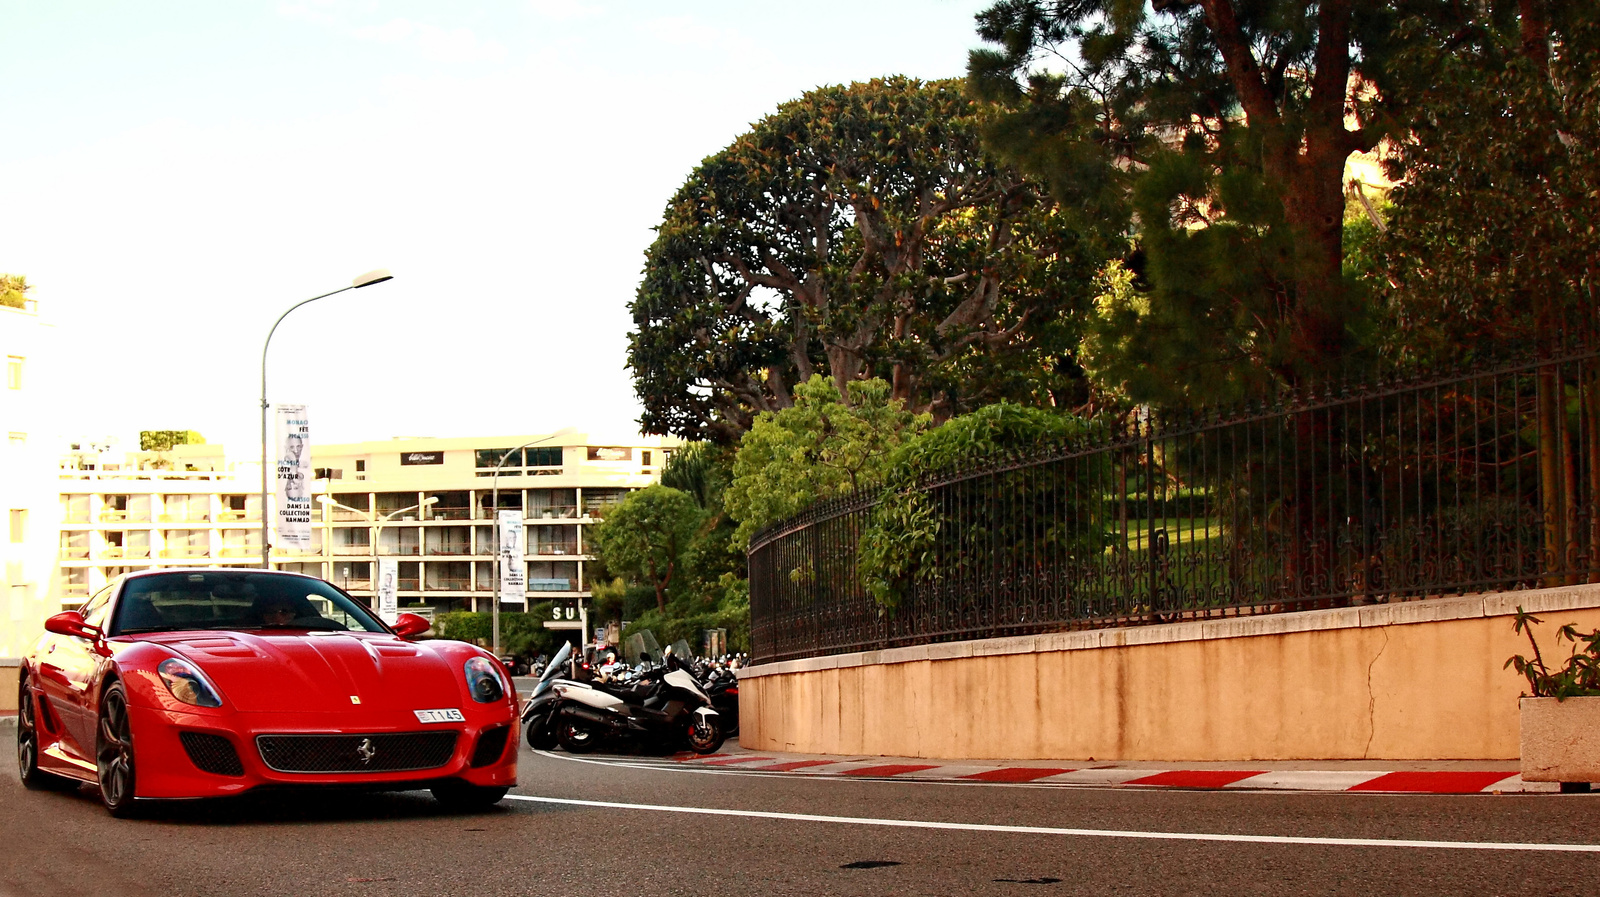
left=522, top=641, right=575, bottom=750
left=701, top=665, right=740, bottom=736
left=544, top=639, right=724, bottom=755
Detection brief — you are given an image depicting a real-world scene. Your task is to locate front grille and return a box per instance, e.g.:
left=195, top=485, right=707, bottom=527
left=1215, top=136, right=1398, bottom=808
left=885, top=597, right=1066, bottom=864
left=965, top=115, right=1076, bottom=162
left=470, top=725, right=510, bottom=768
left=180, top=731, right=244, bottom=776
left=256, top=732, right=458, bottom=773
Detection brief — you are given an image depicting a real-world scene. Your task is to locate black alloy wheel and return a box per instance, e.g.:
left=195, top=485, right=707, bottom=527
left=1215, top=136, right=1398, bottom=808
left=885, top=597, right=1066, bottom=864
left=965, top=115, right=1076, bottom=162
left=17, top=675, right=74, bottom=791
left=686, top=714, right=724, bottom=755
left=555, top=718, right=603, bottom=754
left=430, top=781, right=510, bottom=811
left=95, top=682, right=140, bottom=817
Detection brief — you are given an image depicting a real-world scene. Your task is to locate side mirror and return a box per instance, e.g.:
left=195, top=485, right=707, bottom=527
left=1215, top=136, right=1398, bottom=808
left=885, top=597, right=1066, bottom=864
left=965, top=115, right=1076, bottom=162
left=391, top=613, right=430, bottom=639
left=45, top=610, right=101, bottom=641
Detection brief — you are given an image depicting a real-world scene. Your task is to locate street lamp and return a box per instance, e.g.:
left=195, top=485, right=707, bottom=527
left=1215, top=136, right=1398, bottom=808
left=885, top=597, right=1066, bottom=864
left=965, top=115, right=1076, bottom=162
left=316, top=494, right=439, bottom=610
left=488, top=434, right=565, bottom=657
left=260, top=269, right=394, bottom=569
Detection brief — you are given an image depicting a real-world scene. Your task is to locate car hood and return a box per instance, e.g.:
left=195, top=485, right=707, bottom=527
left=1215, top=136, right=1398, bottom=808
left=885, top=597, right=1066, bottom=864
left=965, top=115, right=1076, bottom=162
left=145, top=631, right=462, bottom=714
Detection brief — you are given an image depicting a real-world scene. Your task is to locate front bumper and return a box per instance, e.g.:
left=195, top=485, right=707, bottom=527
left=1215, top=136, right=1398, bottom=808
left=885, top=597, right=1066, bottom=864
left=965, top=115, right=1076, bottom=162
left=126, top=703, right=519, bottom=799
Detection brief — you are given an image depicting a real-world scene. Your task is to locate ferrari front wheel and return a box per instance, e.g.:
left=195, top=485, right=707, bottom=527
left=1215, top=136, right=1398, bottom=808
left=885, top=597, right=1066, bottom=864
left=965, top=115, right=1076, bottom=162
left=17, top=674, right=74, bottom=791
left=95, top=681, right=140, bottom=817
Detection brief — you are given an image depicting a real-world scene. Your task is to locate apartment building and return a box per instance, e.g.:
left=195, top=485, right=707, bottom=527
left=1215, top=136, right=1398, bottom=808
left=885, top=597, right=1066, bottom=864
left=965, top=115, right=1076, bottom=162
left=1, top=293, right=59, bottom=657
left=48, top=432, right=674, bottom=629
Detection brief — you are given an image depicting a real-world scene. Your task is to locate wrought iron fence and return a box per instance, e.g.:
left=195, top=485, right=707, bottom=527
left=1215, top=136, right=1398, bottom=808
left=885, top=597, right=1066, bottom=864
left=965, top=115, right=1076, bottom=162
left=747, top=346, right=1600, bottom=664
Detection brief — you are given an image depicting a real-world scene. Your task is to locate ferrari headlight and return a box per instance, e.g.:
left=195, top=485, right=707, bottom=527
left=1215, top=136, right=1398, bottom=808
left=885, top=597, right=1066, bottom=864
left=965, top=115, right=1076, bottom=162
left=158, top=658, right=223, bottom=708
left=464, top=656, right=505, bottom=704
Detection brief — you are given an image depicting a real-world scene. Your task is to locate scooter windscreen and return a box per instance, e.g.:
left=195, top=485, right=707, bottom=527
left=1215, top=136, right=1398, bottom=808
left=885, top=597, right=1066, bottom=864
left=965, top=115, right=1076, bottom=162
left=625, top=630, right=662, bottom=667
left=540, top=642, right=573, bottom=684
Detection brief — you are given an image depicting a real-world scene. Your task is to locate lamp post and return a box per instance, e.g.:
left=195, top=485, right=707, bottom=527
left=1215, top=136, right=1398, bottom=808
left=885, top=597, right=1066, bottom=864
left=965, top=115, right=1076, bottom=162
left=489, top=434, right=564, bottom=657
left=260, top=269, right=394, bottom=569
left=317, top=494, right=438, bottom=609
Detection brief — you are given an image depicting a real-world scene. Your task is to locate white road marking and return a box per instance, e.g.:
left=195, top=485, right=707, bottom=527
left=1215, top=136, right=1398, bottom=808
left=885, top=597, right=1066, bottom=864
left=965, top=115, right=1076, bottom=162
left=502, top=793, right=1600, bottom=853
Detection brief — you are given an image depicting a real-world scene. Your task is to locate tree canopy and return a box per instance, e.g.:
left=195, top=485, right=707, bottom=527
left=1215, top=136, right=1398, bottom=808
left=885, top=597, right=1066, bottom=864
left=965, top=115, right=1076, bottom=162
left=1373, top=0, right=1599, bottom=362
left=139, top=430, right=206, bottom=452
left=725, top=375, right=930, bottom=548
left=630, top=76, right=1107, bottom=442
left=588, top=485, right=703, bottom=613
left=0, top=274, right=30, bottom=310
left=968, top=0, right=1404, bottom=403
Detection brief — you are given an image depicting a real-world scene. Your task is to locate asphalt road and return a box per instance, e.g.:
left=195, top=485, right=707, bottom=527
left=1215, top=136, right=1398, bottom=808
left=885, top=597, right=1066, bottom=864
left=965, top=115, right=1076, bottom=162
left=3, top=733, right=1598, bottom=897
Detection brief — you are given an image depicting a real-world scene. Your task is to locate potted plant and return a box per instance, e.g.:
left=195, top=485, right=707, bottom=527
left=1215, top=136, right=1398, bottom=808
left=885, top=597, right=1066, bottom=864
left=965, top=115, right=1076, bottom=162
left=1506, top=608, right=1600, bottom=792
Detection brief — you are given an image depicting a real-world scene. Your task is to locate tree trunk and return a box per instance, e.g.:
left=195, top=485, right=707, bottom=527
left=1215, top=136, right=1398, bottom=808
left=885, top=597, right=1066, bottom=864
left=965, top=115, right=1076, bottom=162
left=1538, top=364, right=1566, bottom=585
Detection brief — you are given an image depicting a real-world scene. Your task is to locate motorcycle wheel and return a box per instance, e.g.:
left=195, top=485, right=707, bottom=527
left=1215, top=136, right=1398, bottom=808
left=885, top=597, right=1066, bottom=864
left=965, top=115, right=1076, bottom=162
left=526, top=717, right=558, bottom=751
left=556, top=718, right=603, bottom=754
left=685, top=715, right=724, bottom=754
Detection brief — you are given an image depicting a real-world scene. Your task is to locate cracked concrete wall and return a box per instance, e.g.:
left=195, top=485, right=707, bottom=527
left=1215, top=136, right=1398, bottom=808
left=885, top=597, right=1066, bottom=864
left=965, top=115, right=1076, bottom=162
left=740, top=585, right=1600, bottom=761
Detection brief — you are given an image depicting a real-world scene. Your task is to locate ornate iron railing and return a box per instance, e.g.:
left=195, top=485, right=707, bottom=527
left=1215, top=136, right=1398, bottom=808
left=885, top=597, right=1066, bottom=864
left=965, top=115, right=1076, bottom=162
left=747, top=346, right=1600, bottom=664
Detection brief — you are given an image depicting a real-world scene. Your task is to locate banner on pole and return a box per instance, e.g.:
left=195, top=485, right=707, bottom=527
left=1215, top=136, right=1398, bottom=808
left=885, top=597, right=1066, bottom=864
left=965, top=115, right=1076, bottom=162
left=274, top=404, right=312, bottom=549
left=376, top=558, right=399, bottom=624
left=498, top=510, right=525, bottom=603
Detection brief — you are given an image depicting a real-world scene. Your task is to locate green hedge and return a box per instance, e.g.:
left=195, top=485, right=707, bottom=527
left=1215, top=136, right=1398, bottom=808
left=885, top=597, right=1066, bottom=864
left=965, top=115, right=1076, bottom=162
left=433, top=606, right=562, bottom=658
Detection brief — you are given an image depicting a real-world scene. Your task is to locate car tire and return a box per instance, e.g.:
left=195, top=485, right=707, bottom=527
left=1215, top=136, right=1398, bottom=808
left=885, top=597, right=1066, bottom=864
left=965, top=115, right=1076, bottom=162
left=555, top=718, right=603, bottom=754
left=95, top=681, right=141, bottom=818
left=18, top=675, right=76, bottom=791
left=686, top=714, right=725, bottom=755
left=430, top=781, right=509, bottom=811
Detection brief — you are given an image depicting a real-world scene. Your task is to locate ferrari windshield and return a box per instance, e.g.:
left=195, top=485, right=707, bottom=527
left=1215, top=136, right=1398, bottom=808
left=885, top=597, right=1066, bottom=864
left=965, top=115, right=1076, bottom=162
left=109, top=571, right=387, bottom=635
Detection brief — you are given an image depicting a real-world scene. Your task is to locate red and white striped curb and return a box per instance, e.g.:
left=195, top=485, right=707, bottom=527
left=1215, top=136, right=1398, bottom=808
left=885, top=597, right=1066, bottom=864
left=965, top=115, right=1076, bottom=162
left=664, top=752, right=1543, bottom=793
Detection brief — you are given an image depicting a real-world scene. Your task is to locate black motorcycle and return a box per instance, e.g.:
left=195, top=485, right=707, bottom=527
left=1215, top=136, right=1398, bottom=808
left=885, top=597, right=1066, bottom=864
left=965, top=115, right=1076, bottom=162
left=534, top=645, right=724, bottom=755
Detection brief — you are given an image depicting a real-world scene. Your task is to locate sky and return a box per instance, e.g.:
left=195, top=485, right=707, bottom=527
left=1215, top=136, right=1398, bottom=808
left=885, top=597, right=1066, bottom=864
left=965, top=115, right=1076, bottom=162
left=0, top=0, right=995, bottom=452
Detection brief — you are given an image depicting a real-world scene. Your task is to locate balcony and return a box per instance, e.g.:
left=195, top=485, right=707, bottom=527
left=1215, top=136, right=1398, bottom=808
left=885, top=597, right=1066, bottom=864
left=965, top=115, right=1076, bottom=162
left=428, top=507, right=472, bottom=521
left=159, top=514, right=210, bottom=524
left=217, top=510, right=253, bottom=522
left=533, top=542, right=579, bottom=556
left=332, top=544, right=372, bottom=556
left=162, top=545, right=211, bottom=558
left=530, top=577, right=575, bottom=592
left=529, top=505, right=579, bottom=519
left=59, top=547, right=90, bottom=559
left=425, top=577, right=471, bottom=591
left=99, top=510, right=130, bottom=522
left=217, top=546, right=257, bottom=557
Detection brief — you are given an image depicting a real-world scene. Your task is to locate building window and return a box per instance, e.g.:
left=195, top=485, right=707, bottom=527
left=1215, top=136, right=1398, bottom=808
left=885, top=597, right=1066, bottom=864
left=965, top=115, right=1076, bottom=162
left=642, top=450, right=652, bottom=467
left=355, top=459, right=366, bottom=472
left=6, top=356, right=21, bottom=390
left=8, top=509, right=24, bottom=543
left=527, top=447, right=562, bottom=467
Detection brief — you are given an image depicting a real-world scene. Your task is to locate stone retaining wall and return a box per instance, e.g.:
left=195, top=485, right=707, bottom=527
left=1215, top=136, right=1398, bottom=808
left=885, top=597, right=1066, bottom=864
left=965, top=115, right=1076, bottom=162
left=739, top=585, right=1600, bottom=761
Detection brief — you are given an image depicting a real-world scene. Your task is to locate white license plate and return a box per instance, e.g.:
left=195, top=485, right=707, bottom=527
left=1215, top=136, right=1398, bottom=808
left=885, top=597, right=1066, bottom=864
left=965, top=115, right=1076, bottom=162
left=414, top=708, right=465, bottom=723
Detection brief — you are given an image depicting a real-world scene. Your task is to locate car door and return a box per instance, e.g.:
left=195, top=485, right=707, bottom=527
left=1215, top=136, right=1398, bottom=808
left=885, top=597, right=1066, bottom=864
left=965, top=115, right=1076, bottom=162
left=36, top=583, right=115, bottom=761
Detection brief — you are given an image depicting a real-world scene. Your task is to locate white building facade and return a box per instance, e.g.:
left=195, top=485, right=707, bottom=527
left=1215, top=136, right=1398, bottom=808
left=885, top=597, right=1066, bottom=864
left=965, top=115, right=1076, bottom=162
left=44, top=433, right=672, bottom=637
left=1, top=295, right=60, bottom=657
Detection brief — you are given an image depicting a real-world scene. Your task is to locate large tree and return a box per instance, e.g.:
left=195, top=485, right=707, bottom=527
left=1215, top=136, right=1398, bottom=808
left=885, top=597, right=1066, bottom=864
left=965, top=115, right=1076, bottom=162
left=630, top=76, right=1107, bottom=442
left=588, top=485, right=703, bottom=613
left=1375, top=0, right=1598, bottom=360
left=968, top=0, right=1404, bottom=401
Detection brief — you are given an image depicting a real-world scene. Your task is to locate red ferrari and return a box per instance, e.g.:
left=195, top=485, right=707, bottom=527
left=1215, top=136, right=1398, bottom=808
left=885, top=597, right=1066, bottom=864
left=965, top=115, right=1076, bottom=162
left=16, top=568, right=518, bottom=816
